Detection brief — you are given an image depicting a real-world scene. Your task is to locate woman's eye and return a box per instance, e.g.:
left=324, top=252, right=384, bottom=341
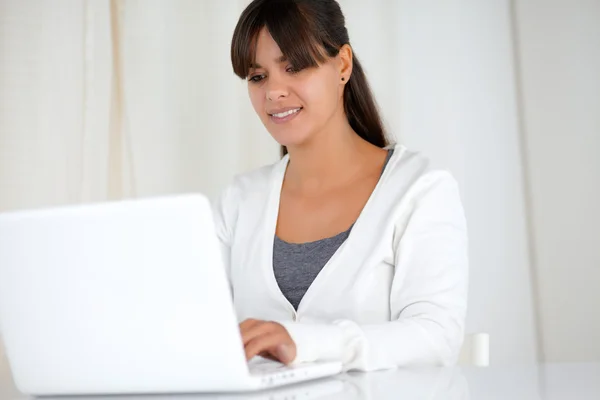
left=248, top=74, right=265, bottom=83
left=286, top=66, right=301, bottom=74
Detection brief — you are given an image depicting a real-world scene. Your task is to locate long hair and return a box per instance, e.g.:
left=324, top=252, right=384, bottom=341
left=231, top=0, right=389, bottom=156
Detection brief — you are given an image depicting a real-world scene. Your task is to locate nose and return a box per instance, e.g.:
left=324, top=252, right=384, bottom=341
left=266, top=75, right=289, bottom=101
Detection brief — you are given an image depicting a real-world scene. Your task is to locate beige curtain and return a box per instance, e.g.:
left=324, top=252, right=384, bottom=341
left=0, top=0, right=277, bottom=211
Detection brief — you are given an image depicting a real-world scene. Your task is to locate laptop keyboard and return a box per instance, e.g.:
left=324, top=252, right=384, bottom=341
left=247, top=357, right=342, bottom=389
left=248, top=357, right=290, bottom=375
left=248, top=358, right=309, bottom=388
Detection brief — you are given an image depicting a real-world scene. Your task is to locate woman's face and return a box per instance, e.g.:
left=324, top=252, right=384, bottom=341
left=247, top=27, right=344, bottom=150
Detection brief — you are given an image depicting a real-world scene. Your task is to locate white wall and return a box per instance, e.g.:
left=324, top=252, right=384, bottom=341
left=514, top=0, right=600, bottom=362
left=343, top=0, right=539, bottom=364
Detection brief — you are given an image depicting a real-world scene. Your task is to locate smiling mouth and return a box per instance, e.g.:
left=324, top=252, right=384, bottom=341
left=268, top=107, right=303, bottom=118
left=268, top=107, right=303, bottom=124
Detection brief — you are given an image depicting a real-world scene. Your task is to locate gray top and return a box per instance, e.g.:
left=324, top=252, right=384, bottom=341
left=273, top=149, right=395, bottom=310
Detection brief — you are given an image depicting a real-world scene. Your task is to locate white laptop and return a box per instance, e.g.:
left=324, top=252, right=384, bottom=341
left=0, top=194, right=342, bottom=396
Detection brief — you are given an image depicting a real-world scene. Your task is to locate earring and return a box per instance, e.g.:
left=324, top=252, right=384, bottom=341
left=341, top=77, right=345, bottom=81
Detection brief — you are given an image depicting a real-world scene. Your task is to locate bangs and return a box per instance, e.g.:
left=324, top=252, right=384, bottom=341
left=231, top=0, right=336, bottom=79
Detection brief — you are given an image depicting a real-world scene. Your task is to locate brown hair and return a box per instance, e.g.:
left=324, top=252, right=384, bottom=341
left=231, top=0, right=390, bottom=156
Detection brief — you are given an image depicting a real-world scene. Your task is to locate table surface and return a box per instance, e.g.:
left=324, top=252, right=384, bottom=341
left=1, top=354, right=599, bottom=400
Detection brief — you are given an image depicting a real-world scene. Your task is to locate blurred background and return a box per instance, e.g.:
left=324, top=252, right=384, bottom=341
left=0, top=0, right=598, bottom=365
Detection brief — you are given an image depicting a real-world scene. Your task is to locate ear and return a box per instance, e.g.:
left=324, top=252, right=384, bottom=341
left=338, top=44, right=353, bottom=83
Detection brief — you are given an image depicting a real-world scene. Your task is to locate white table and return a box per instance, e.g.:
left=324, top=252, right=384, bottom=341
left=1, top=353, right=599, bottom=400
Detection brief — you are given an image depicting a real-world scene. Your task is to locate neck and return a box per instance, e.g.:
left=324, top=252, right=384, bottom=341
left=284, top=113, right=374, bottom=193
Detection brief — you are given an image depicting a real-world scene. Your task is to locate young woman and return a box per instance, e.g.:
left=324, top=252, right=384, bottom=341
left=215, top=0, right=468, bottom=371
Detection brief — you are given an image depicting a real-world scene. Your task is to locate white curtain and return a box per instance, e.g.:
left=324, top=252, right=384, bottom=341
left=0, top=0, right=541, bottom=364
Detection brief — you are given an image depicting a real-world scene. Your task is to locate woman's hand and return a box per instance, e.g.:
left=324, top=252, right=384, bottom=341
left=239, top=319, right=297, bottom=364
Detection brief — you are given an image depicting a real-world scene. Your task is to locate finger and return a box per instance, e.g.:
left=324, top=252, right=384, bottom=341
left=270, top=344, right=296, bottom=365
left=241, top=322, right=276, bottom=346
left=240, top=319, right=264, bottom=341
left=239, top=319, right=260, bottom=333
left=245, top=332, right=282, bottom=361
left=245, top=331, right=292, bottom=363
left=258, top=351, right=279, bottom=362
